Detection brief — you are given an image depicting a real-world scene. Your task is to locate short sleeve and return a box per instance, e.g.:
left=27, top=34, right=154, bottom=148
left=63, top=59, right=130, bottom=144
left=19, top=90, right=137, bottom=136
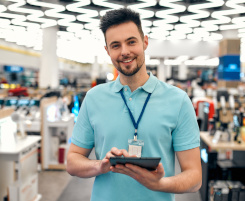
left=71, top=96, right=94, bottom=149
left=172, top=93, right=200, bottom=151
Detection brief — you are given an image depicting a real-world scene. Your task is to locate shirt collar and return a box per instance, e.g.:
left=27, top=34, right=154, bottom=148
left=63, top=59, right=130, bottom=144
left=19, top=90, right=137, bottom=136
left=112, top=72, right=158, bottom=93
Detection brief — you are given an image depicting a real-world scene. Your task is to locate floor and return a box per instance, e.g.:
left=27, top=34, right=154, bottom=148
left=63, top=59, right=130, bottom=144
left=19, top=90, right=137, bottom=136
left=38, top=150, right=202, bottom=201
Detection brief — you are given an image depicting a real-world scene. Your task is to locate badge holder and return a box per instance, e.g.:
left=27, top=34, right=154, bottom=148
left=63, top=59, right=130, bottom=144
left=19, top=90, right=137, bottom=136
left=128, top=129, right=144, bottom=157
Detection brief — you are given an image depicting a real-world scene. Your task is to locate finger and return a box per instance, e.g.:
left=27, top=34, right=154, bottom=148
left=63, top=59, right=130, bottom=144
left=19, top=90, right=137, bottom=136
left=105, top=152, right=115, bottom=159
left=101, top=158, right=110, bottom=164
left=121, top=149, right=130, bottom=157
left=111, top=147, right=123, bottom=156
left=125, top=163, right=147, bottom=174
left=111, top=165, right=135, bottom=177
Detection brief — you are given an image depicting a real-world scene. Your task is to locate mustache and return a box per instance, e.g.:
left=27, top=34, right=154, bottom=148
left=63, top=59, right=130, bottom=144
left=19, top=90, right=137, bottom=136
left=117, top=56, right=135, bottom=62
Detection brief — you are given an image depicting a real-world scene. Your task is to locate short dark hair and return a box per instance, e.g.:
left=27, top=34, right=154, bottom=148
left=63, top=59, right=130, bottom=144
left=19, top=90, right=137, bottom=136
left=99, top=8, right=144, bottom=40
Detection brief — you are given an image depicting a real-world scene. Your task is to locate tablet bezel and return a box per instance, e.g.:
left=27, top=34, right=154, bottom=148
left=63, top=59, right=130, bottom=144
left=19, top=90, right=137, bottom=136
left=109, top=157, right=161, bottom=171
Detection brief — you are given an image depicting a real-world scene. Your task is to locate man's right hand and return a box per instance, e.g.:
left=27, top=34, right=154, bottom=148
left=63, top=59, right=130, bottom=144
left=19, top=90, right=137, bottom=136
left=99, top=147, right=130, bottom=174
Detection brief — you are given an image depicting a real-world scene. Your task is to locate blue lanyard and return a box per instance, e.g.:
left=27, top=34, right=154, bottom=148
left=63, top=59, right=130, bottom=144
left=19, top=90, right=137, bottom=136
left=120, top=90, right=151, bottom=140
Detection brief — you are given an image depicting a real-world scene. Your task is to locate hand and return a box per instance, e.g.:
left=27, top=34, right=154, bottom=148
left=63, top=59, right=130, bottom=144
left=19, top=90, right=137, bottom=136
left=99, top=147, right=130, bottom=174
left=110, top=162, right=165, bottom=191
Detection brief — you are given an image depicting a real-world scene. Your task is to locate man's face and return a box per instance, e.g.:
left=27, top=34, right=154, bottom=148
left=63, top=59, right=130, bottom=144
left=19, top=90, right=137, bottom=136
left=105, top=22, right=148, bottom=77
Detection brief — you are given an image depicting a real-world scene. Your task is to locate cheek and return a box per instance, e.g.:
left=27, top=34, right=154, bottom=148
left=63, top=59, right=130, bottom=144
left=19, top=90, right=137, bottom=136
left=110, top=52, right=119, bottom=61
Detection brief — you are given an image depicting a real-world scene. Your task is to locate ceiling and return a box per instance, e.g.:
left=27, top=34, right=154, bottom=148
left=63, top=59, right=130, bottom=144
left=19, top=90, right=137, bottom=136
left=0, top=0, right=245, bottom=63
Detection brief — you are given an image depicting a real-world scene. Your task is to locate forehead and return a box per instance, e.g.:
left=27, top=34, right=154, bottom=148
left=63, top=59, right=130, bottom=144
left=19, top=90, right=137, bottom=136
left=105, top=22, right=141, bottom=44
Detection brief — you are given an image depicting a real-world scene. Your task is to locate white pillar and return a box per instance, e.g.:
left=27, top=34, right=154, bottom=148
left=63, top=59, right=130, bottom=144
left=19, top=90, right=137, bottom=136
left=166, top=65, right=172, bottom=79
left=91, top=56, right=100, bottom=80
left=39, top=26, right=59, bottom=88
left=178, top=62, right=188, bottom=80
left=157, top=58, right=166, bottom=82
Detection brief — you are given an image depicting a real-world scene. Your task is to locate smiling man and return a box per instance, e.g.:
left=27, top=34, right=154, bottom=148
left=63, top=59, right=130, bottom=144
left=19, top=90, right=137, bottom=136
left=67, top=8, right=202, bottom=201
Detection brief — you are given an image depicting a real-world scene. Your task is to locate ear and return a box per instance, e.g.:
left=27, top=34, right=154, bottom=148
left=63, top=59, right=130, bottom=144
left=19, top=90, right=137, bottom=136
left=105, top=46, right=110, bottom=56
left=143, top=35, right=148, bottom=51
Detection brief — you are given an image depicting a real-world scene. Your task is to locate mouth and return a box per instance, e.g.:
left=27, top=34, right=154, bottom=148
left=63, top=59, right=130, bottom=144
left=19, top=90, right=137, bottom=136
left=121, top=58, right=134, bottom=65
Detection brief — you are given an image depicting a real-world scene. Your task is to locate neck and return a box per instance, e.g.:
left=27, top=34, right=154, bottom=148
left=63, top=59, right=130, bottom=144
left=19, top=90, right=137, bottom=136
left=120, top=70, right=149, bottom=92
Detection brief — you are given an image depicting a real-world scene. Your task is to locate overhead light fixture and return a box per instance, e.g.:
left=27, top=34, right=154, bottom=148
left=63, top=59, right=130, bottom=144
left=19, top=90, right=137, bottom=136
left=203, top=33, right=223, bottom=41
left=194, top=28, right=209, bottom=37
left=156, top=0, right=186, bottom=22
left=187, top=34, right=202, bottom=41
left=179, top=0, right=223, bottom=29
left=84, top=21, right=100, bottom=30
left=0, top=19, right=11, bottom=28
left=74, top=30, right=91, bottom=38
left=152, top=23, right=174, bottom=31
left=174, top=25, right=192, bottom=34
left=0, top=5, right=7, bottom=12
left=167, top=35, right=186, bottom=40
left=151, top=27, right=170, bottom=35
left=141, top=20, right=152, bottom=27
left=0, top=9, right=39, bottom=29
left=180, top=0, right=224, bottom=28
left=220, top=24, right=238, bottom=30
left=94, top=0, right=124, bottom=16
left=193, top=56, right=210, bottom=60
left=28, top=0, right=81, bottom=30
left=149, top=32, right=167, bottom=40
left=67, top=0, right=99, bottom=26
left=128, top=0, right=156, bottom=19
left=142, top=27, right=151, bottom=34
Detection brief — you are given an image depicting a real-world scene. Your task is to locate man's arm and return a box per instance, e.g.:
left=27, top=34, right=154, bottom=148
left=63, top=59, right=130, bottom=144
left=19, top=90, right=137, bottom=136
left=67, top=143, right=130, bottom=178
left=110, top=147, right=202, bottom=193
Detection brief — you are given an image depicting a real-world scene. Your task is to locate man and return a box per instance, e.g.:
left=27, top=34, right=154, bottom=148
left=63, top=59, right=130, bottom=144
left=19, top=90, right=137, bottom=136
left=67, top=8, right=202, bottom=201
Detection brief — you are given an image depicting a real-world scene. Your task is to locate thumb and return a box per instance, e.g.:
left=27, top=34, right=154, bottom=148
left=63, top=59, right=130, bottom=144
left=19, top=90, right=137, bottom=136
left=156, top=163, right=165, bottom=176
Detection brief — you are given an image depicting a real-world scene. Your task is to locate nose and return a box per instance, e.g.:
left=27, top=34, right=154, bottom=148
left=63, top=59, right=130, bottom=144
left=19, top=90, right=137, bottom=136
left=121, top=44, right=130, bottom=57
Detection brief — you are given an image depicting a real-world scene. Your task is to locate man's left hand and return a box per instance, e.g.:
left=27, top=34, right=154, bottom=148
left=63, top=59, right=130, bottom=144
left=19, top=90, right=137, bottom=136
left=110, top=162, right=165, bottom=191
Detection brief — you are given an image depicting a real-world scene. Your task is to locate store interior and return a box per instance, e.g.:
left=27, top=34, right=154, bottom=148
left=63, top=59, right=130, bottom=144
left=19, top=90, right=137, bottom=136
left=1, top=0, right=245, bottom=201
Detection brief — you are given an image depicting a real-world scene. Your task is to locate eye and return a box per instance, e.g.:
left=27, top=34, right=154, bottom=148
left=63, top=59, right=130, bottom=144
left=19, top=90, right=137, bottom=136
left=129, top=40, right=136, bottom=45
left=111, top=44, right=120, bottom=49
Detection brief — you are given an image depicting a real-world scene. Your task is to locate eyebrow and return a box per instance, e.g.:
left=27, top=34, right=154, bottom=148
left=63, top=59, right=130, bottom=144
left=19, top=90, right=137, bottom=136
left=109, top=36, right=138, bottom=48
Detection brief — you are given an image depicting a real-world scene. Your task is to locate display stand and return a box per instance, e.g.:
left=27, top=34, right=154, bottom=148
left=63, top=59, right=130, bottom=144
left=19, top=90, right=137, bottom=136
left=200, top=132, right=245, bottom=201
left=0, top=108, right=41, bottom=201
left=41, top=97, right=74, bottom=170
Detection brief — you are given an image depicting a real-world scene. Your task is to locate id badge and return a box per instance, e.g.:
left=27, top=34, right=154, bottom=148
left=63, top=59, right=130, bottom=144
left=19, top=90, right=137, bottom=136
left=128, top=139, right=144, bottom=157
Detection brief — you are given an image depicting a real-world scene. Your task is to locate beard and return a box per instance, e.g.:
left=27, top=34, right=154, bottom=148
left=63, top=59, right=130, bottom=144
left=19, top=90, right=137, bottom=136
left=114, top=56, right=145, bottom=77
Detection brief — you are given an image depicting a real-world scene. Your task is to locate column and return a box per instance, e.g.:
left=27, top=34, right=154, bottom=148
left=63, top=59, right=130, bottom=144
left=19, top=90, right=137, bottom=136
left=178, top=62, right=188, bottom=80
left=91, top=56, right=100, bottom=80
left=39, top=26, right=59, bottom=88
left=166, top=65, right=172, bottom=79
left=157, top=58, right=166, bottom=82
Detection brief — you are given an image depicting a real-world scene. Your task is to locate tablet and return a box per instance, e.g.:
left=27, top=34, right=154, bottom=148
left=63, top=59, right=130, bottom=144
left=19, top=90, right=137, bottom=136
left=109, top=157, right=161, bottom=171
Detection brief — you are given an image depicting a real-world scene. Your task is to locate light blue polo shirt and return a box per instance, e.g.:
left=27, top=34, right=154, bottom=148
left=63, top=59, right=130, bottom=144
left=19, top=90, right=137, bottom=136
left=72, top=72, right=200, bottom=201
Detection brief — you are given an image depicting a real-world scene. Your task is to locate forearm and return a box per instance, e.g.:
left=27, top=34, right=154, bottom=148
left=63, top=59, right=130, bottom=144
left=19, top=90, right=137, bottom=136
left=155, top=169, right=202, bottom=193
left=66, top=152, right=102, bottom=178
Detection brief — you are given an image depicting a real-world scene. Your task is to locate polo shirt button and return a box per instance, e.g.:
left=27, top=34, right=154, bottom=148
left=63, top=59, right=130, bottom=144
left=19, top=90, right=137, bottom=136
left=124, top=88, right=127, bottom=91
left=129, top=98, right=132, bottom=101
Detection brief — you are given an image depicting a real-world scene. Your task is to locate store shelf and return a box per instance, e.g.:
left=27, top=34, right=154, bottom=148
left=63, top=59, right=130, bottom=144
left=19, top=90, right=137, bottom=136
left=41, top=98, right=74, bottom=170
left=200, top=132, right=245, bottom=151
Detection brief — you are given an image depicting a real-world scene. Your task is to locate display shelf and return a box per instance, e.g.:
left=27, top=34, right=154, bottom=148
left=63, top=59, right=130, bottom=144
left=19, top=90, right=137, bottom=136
left=200, top=132, right=245, bottom=151
left=41, top=97, right=74, bottom=170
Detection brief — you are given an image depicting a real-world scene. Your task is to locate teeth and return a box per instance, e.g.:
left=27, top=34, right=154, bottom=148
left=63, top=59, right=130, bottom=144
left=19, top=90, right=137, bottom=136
left=123, top=59, right=132, bottom=63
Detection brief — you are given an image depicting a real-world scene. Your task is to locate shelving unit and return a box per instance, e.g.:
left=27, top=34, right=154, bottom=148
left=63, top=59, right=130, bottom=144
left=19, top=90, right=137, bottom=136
left=0, top=108, right=41, bottom=201
left=41, top=97, right=74, bottom=170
